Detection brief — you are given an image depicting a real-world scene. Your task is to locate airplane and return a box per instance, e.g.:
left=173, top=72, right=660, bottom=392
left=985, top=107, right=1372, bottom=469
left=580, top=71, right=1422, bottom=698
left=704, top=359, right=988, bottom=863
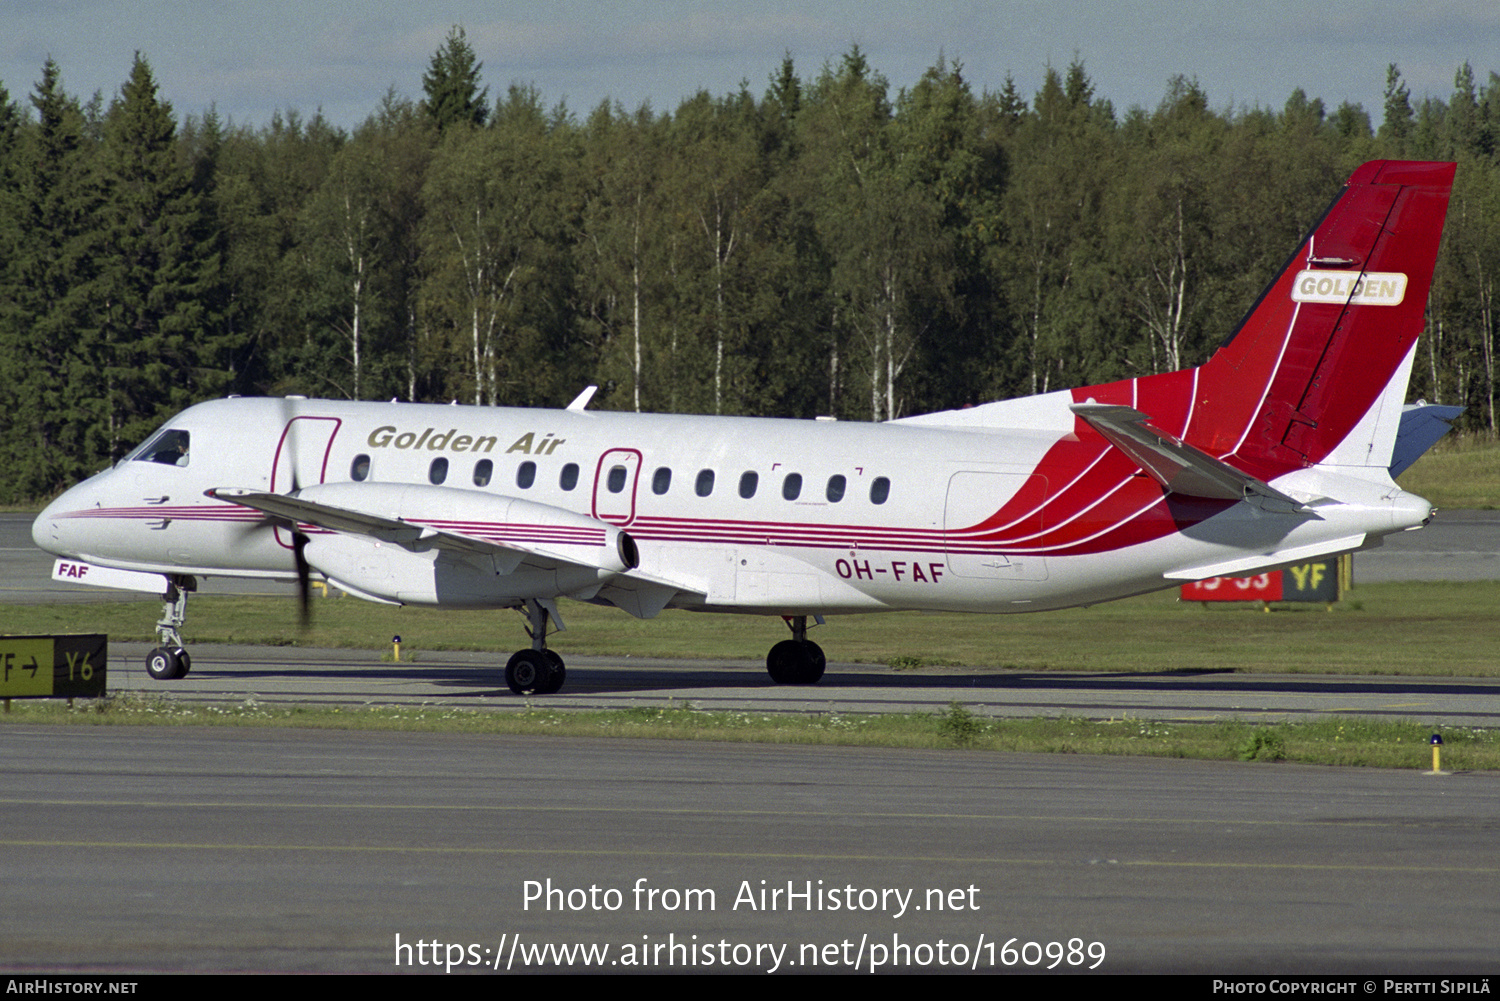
left=32, top=159, right=1455, bottom=695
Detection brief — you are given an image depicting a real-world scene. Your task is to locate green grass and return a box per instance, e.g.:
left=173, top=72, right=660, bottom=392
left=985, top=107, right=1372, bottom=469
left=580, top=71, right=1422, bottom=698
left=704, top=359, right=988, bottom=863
left=3, top=696, right=1490, bottom=770
left=6, top=579, right=1496, bottom=676
left=1398, top=433, right=1500, bottom=509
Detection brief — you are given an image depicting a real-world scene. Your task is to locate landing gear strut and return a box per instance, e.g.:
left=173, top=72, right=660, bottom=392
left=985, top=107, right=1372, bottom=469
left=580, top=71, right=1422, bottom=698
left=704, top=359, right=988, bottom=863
left=506, top=599, right=566, bottom=695
left=145, top=575, right=196, bottom=681
left=766, top=615, right=825, bottom=685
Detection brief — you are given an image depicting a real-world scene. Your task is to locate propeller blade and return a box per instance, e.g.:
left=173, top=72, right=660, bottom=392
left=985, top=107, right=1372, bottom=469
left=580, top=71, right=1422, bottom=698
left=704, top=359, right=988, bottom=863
left=292, top=530, right=311, bottom=630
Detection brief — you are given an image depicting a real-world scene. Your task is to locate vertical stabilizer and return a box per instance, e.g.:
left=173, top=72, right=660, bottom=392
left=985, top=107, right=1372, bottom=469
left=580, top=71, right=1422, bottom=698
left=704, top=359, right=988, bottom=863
left=1187, top=160, right=1455, bottom=481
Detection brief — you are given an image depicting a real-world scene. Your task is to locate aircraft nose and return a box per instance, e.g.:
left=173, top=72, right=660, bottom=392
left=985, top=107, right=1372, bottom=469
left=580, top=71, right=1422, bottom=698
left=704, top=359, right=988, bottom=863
left=32, top=495, right=66, bottom=554
left=32, top=480, right=96, bottom=557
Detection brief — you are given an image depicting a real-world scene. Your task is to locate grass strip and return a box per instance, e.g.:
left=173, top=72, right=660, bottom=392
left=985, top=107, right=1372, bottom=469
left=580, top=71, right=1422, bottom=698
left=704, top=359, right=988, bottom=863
left=3, top=696, right=1491, bottom=771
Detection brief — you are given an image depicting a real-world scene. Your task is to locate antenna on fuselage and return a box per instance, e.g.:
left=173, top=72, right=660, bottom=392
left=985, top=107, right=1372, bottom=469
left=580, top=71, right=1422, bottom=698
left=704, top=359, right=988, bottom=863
left=566, top=386, right=598, bottom=411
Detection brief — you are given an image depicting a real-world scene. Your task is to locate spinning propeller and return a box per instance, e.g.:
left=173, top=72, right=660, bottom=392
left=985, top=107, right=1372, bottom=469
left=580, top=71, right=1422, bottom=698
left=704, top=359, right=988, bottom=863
left=291, top=527, right=312, bottom=630
left=275, top=403, right=324, bottom=633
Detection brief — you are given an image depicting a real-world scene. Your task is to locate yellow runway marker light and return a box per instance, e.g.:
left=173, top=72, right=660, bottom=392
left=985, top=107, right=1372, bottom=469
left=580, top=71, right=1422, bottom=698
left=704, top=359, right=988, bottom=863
left=1429, top=733, right=1446, bottom=776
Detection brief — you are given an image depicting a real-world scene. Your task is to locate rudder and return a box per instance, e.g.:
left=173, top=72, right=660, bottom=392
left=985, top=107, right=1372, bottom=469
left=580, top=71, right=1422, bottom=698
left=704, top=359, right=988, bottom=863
left=1188, top=160, right=1455, bottom=481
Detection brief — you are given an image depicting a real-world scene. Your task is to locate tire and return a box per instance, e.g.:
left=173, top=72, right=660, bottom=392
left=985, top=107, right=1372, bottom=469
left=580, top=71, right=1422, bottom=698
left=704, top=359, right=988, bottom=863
left=767, top=639, right=825, bottom=685
left=800, top=640, right=826, bottom=684
left=767, top=639, right=826, bottom=685
left=537, top=650, right=566, bottom=695
left=766, top=639, right=799, bottom=683
left=506, top=649, right=549, bottom=695
left=145, top=647, right=183, bottom=681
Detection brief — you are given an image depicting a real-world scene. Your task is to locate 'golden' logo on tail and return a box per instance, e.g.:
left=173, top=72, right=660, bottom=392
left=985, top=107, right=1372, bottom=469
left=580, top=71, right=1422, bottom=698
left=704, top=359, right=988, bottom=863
left=1291, top=270, right=1407, bottom=306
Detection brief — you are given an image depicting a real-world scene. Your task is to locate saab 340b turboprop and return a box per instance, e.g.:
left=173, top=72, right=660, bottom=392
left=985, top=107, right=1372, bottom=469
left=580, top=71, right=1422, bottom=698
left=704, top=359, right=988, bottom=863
left=32, top=160, right=1456, bottom=695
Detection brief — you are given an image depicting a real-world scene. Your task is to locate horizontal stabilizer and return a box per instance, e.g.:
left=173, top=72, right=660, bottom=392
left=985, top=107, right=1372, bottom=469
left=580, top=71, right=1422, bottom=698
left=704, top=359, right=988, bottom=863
left=1070, top=403, right=1306, bottom=508
left=1390, top=403, right=1464, bottom=478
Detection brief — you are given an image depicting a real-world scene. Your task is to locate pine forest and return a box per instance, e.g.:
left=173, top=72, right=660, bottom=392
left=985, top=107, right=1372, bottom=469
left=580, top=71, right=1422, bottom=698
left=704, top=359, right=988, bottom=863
left=1, top=28, right=1497, bottom=502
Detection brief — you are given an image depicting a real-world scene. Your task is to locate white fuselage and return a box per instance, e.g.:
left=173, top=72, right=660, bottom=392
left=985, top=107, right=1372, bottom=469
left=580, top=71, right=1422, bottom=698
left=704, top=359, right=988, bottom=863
left=32, top=395, right=1430, bottom=620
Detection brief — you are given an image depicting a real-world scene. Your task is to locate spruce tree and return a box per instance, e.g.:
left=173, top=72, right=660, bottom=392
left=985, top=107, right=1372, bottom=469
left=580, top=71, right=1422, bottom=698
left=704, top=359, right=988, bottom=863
left=1379, top=63, right=1414, bottom=153
left=8, top=60, right=104, bottom=496
left=0, top=81, right=28, bottom=500
left=96, top=54, right=223, bottom=456
left=422, top=26, right=489, bottom=131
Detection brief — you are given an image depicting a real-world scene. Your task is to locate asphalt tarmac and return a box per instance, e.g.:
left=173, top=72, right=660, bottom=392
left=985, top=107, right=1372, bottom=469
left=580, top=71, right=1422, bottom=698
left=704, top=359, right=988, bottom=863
left=4, top=725, right=1498, bottom=974
left=60, top=642, right=1500, bottom=730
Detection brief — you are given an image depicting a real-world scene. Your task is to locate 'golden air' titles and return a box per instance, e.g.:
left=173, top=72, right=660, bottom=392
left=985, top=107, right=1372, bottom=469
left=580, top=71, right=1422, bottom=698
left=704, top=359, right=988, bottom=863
left=366, top=426, right=566, bottom=455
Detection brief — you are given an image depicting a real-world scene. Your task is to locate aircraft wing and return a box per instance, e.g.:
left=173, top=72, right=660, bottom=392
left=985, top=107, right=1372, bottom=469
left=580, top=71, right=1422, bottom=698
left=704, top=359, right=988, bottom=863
left=1070, top=403, right=1307, bottom=509
left=206, top=485, right=702, bottom=617
left=207, top=487, right=506, bottom=559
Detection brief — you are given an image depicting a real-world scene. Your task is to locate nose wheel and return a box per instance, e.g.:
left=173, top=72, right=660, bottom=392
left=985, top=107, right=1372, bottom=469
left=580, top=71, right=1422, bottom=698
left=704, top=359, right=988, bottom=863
left=146, top=646, right=191, bottom=680
left=145, top=576, right=195, bottom=682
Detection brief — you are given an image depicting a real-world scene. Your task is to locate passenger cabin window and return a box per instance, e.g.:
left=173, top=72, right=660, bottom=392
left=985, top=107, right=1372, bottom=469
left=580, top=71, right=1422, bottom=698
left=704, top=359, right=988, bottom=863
left=695, top=469, right=715, bottom=497
left=607, top=465, right=628, bottom=493
left=739, top=471, right=759, bottom=499
left=429, top=457, right=449, bottom=485
left=826, top=474, right=846, bottom=502
left=350, top=454, right=370, bottom=482
left=560, top=463, right=579, bottom=491
left=473, top=458, right=493, bottom=487
left=652, top=467, right=672, bottom=495
left=134, top=429, right=191, bottom=466
left=782, top=473, right=802, bottom=500
left=516, top=461, right=536, bottom=489
left=870, top=476, right=890, bottom=504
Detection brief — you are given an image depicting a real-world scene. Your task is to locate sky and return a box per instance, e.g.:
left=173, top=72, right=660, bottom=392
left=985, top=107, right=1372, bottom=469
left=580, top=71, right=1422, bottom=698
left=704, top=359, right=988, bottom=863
left=3, top=1, right=1498, bottom=131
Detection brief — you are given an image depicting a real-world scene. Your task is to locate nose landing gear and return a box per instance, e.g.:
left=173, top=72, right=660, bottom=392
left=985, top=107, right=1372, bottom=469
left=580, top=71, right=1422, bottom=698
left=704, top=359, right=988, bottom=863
left=145, top=575, right=195, bottom=680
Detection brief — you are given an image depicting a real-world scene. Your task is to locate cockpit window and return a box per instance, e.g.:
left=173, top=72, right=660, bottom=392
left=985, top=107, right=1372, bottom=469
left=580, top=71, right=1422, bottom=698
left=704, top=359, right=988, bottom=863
left=129, top=428, right=191, bottom=467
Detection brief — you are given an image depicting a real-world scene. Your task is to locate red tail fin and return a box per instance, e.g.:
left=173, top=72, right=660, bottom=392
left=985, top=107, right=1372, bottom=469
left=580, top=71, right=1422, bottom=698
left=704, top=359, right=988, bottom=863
left=1186, top=160, right=1455, bottom=479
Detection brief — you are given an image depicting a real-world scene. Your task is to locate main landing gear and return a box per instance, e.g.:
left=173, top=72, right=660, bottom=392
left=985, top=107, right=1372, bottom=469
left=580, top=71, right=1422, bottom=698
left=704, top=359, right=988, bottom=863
left=501, top=605, right=827, bottom=695
left=145, top=575, right=196, bottom=681
left=506, top=599, right=566, bottom=695
left=766, top=615, right=825, bottom=685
